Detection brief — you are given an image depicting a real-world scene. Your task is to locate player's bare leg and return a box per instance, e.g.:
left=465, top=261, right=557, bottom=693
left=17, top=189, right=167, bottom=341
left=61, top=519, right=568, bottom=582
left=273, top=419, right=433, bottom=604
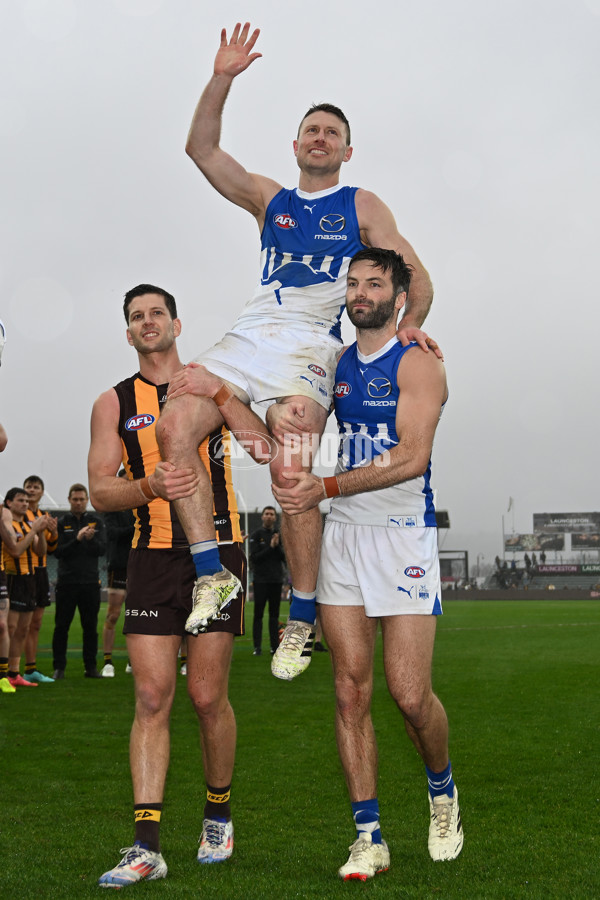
left=23, top=605, right=53, bottom=682
left=127, top=634, right=180, bottom=806
left=156, top=392, right=224, bottom=543
left=156, top=390, right=242, bottom=635
left=101, top=586, right=126, bottom=676
left=188, top=631, right=236, bottom=863
left=98, top=634, right=178, bottom=887
left=319, top=606, right=379, bottom=798
left=268, top=396, right=328, bottom=680
left=7, top=610, right=34, bottom=685
left=0, top=594, right=13, bottom=692
left=24, top=606, right=43, bottom=666
left=381, top=615, right=463, bottom=861
left=320, top=605, right=390, bottom=880
left=380, top=616, right=448, bottom=769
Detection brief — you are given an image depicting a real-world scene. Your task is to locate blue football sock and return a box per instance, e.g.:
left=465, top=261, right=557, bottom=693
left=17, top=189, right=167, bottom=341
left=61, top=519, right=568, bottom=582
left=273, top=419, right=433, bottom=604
left=426, top=761, right=455, bottom=799
left=190, top=540, right=223, bottom=578
left=289, top=589, right=316, bottom=625
left=352, top=798, right=382, bottom=844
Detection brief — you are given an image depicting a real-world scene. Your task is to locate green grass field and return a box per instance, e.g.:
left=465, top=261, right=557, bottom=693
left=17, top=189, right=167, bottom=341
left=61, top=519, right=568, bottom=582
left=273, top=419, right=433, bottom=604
left=2, top=600, right=599, bottom=899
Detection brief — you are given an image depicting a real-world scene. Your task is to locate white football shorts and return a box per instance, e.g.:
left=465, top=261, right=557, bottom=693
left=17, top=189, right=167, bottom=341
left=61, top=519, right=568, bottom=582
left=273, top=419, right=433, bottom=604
left=193, top=322, right=341, bottom=410
left=317, top=520, right=442, bottom=617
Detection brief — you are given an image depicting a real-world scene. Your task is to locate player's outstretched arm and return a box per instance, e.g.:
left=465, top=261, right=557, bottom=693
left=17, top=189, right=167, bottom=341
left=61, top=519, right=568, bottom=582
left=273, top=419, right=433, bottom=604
left=0, top=422, right=7, bottom=451
left=88, top=390, right=200, bottom=511
left=185, top=22, right=280, bottom=221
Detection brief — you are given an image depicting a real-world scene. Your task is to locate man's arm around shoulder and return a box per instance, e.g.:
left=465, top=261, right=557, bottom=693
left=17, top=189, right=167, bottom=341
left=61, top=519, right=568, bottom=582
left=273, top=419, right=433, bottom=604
left=355, top=189, right=433, bottom=327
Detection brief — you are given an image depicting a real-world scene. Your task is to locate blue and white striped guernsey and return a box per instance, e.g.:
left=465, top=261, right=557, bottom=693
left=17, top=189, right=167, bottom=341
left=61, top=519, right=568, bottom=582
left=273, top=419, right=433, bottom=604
left=234, top=185, right=364, bottom=341
left=328, top=336, right=443, bottom=527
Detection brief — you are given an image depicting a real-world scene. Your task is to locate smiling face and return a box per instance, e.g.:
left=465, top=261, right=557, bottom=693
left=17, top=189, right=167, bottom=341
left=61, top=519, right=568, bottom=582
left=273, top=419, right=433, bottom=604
left=126, top=294, right=181, bottom=355
left=293, top=111, right=353, bottom=177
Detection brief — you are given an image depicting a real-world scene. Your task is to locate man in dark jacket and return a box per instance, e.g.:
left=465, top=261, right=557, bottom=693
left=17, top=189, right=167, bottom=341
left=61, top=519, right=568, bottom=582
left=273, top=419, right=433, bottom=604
left=249, top=506, right=286, bottom=656
left=101, top=470, right=135, bottom=677
left=52, top=483, right=106, bottom=678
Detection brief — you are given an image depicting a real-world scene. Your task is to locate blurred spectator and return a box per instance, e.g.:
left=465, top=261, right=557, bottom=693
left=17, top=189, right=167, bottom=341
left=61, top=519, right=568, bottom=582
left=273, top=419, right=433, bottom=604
left=249, top=506, right=286, bottom=656
left=52, top=484, right=106, bottom=679
left=0, top=488, right=49, bottom=687
left=100, top=470, right=134, bottom=678
left=23, top=475, right=58, bottom=683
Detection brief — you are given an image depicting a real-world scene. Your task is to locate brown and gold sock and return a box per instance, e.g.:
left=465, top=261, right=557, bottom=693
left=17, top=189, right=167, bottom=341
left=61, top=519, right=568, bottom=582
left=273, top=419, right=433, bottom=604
left=204, top=784, right=231, bottom=821
left=134, top=804, right=163, bottom=852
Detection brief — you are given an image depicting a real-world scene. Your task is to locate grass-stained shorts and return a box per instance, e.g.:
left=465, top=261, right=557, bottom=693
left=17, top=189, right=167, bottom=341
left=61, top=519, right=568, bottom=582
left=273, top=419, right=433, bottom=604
left=194, top=322, right=341, bottom=411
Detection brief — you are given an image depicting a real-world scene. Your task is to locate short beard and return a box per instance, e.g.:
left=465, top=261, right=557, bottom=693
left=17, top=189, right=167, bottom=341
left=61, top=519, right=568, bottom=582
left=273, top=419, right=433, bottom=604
left=347, top=295, right=397, bottom=330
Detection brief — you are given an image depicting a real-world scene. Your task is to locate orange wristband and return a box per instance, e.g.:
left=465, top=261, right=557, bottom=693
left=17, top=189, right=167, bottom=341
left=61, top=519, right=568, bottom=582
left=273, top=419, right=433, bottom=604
left=139, top=476, right=157, bottom=502
left=213, top=385, right=233, bottom=408
left=323, top=476, right=341, bottom=498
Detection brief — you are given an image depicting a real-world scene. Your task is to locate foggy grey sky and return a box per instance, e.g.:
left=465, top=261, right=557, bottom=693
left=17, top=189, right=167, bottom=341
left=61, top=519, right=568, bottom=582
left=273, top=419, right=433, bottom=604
left=1, top=0, right=599, bottom=565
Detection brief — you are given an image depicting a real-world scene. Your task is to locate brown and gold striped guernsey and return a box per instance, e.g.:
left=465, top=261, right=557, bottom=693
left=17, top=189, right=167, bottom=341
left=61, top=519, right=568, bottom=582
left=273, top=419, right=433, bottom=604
left=2, top=519, right=35, bottom=575
left=25, top=508, right=57, bottom=567
left=115, top=373, right=242, bottom=550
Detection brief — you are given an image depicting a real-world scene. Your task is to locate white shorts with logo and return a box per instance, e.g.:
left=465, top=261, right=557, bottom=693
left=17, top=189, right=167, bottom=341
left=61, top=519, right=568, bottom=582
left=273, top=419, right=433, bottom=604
left=317, top=521, right=442, bottom=617
left=193, top=322, right=341, bottom=410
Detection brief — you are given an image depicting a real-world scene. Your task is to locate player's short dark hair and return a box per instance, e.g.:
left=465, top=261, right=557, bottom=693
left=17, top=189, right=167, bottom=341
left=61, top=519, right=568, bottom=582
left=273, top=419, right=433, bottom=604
left=4, top=487, right=27, bottom=504
left=348, top=248, right=413, bottom=296
left=298, top=103, right=351, bottom=146
left=262, top=505, right=277, bottom=516
left=68, top=483, right=88, bottom=498
left=123, top=284, right=178, bottom=323
left=23, top=475, right=44, bottom=490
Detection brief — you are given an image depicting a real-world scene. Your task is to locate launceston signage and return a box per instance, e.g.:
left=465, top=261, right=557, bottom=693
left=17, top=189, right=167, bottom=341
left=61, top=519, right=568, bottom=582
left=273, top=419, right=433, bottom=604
left=538, top=564, right=600, bottom=574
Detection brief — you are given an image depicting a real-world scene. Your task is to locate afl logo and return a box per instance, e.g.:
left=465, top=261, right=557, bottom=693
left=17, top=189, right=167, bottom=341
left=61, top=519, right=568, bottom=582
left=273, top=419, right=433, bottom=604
left=308, top=364, right=326, bottom=378
left=274, top=214, right=297, bottom=229
left=404, top=566, right=426, bottom=579
left=334, top=381, right=351, bottom=398
left=125, top=414, right=155, bottom=431
left=319, top=214, right=345, bottom=233
left=367, top=377, right=392, bottom=398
